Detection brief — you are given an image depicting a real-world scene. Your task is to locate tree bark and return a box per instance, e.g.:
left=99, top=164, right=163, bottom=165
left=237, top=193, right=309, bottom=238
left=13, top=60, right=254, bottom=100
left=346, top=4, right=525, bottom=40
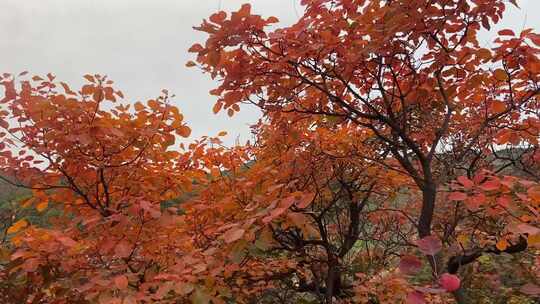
left=418, top=183, right=437, bottom=238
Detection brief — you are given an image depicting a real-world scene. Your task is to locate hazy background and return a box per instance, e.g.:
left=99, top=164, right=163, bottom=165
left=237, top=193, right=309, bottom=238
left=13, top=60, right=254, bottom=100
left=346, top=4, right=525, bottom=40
left=1, top=0, right=538, bottom=146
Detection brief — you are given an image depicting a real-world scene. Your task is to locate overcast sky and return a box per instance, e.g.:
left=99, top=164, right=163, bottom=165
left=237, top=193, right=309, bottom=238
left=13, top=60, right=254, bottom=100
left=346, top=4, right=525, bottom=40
left=1, top=0, right=538, bottom=146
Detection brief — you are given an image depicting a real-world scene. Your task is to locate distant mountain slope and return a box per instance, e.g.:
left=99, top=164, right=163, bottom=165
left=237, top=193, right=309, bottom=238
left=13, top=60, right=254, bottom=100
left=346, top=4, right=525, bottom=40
left=0, top=177, right=28, bottom=204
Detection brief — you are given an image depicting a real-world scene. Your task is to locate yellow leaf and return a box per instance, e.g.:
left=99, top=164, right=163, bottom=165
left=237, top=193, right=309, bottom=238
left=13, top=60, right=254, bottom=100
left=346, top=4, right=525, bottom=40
left=218, top=131, right=227, bottom=137
left=496, top=239, right=508, bottom=251
left=7, top=219, right=28, bottom=234
left=457, top=234, right=470, bottom=247
left=36, top=200, right=48, bottom=212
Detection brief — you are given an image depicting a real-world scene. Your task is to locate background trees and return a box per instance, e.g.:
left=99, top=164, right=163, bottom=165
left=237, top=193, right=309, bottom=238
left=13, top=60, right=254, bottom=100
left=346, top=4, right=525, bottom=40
left=0, top=0, right=539, bottom=303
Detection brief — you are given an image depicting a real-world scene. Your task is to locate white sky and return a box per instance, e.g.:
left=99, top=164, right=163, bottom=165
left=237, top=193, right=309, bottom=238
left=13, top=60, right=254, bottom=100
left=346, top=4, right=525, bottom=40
left=1, top=0, right=538, bottom=146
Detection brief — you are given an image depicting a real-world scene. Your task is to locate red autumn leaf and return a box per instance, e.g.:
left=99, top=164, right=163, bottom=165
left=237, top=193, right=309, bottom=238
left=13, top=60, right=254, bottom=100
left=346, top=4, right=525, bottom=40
left=188, top=43, right=204, bottom=53
left=114, top=240, right=132, bottom=258
left=439, top=273, right=461, bottom=292
left=498, top=29, right=515, bottom=36
left=57, top=236, right=77, bottom=247
left=457, top=176, right=474, bottom=189
left=448, top=192, right=467, bottom=201
left=406, top=291, right=426, bottom=304
left=416, top=235, right=442, bottom=256
left=528, top=33, right=540, bottom=47
left=516, top=223, right=540, bottom=235
left=520, top=283, right=540, bottom=295
left=267, top=16, right=279, bottom=23
left=465, top=196, right=483, bottom=212
left=209, top=11, right=227, bottom=24
left=22, top=258, right=40, bottom=272
left=480, top=179, right=500, bottom=191
left=399, top=255, right=423, bottom=275
left=3, top=0, right=540, bottom=301
left=237, top=3, right=251, bottom=17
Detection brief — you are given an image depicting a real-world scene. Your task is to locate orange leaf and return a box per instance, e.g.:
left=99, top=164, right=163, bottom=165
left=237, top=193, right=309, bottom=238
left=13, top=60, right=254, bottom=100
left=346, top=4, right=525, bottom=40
left=134, top=101, right=145, bottom=111
left=177, top=126, right=192, bottom=137
left=212, top=102, right=223, bottom=114
left=528, top=234, right=540, bottom=247
left=7, top=219, right=28, bottom=234
left=528, top=186, right=540, bottom=201
left=36, top=200, right=48, bottom=212
left=491, top=101, right=506, bottom=113
left=209, top=11, right=227, bottom=24
left=496, top=239, right=508, bottom=251
left=147, top=99, right=159, bottom=110
left=83, top=74, right=95, bottom=83
left=493, top=69, right=507, bottom=81
left=114, top=275, right=129, bottom=290
left=297, top=193, right=315, bottom=209
left=223, top=228, right=245, bottom=244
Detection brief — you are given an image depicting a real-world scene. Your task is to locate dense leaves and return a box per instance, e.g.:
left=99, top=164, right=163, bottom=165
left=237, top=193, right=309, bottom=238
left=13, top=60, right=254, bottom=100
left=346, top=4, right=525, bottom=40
left=1, top=0, right=540, bottom=303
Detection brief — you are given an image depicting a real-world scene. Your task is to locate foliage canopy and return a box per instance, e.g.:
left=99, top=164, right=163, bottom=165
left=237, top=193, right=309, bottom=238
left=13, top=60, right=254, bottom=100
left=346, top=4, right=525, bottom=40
left=1, top=1, right=540, bottom=303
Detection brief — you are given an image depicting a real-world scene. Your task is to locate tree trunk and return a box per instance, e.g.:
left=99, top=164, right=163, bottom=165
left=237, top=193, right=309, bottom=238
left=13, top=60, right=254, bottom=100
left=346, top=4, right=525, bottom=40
left=418, top=183, right=437, bottom=238
left=325, top=264, right=339, bottom=304
left=325, top=263, right=336, bottom=304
